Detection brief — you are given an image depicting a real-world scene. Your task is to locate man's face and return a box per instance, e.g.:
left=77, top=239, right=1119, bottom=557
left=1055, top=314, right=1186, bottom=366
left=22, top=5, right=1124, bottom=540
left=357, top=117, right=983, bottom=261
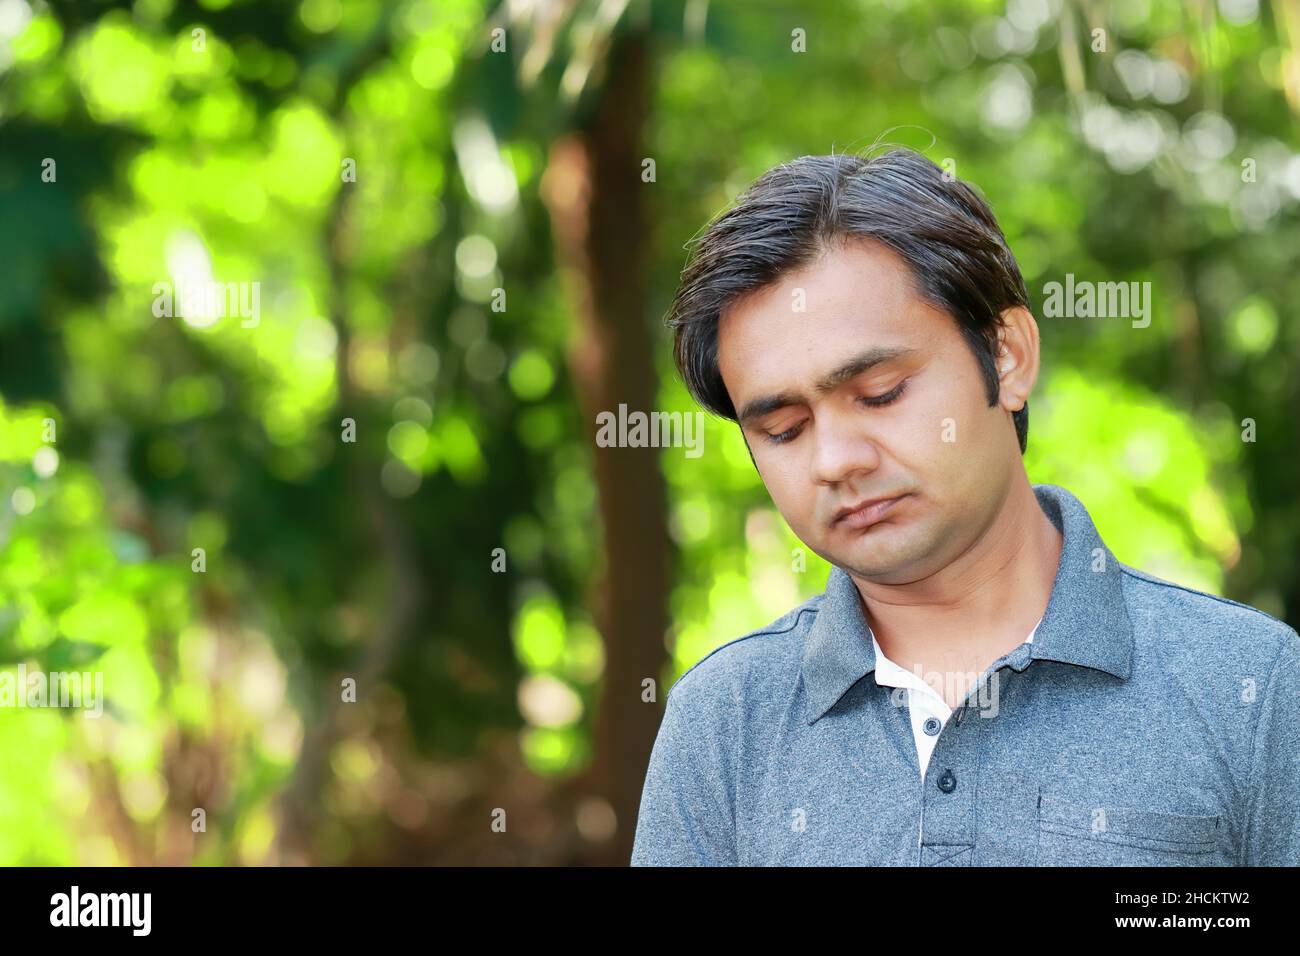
left=716, top=237, right=1022, bottom=585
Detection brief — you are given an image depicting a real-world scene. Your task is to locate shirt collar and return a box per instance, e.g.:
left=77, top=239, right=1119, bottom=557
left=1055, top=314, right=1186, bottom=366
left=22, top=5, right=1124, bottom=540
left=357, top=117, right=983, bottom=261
left=870, top=618, right=1039, bottom=691
left=801, top=483, right=1134, bottom=725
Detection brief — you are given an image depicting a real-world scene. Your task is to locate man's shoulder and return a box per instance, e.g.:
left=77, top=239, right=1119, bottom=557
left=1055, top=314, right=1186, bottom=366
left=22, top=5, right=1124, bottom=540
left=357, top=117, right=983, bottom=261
left=665, top=593, right=823, bottom=711
left=1118, top=562, right=1299, bottom=669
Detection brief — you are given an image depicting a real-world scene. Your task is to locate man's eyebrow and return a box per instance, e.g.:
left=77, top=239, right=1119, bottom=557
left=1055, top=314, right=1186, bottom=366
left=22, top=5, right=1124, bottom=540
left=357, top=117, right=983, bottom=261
left=814, top=346, right=918, bottom=392
left=736, top=346, right=919, bottom=425
left=737, top=391, right=804, bottom=425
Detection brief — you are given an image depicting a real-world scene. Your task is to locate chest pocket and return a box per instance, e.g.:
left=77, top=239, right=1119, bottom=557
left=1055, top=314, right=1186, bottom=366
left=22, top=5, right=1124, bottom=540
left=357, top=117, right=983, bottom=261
left=1037, top=788, right=1221, bottom=865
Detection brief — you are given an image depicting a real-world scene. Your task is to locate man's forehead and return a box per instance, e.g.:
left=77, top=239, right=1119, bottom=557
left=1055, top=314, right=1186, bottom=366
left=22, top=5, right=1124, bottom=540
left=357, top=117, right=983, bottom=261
left=722, top=241, right=916, bottom=322
left=719, top=287, right=934, bottom=384
left=714, top=239, right=949, bottom=403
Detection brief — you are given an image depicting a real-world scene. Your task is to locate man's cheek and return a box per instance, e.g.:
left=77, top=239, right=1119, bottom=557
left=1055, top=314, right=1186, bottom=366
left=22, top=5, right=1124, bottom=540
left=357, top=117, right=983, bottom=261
left=765, top=473, right=812, bottom=530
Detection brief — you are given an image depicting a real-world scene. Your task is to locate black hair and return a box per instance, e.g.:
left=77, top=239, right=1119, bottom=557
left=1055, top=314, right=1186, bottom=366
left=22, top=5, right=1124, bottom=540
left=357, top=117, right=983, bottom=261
left=667, top=147, right=1031, bottom=453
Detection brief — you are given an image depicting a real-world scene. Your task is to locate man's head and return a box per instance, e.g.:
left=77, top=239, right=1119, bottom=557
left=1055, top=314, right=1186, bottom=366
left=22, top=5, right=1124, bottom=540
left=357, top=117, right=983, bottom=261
left=667, top=148, right=1041, bottom=584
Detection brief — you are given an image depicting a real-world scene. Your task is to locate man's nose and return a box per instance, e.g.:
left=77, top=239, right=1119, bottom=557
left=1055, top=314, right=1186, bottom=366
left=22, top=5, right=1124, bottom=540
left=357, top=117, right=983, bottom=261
left=809, top=408, right=882, bottom=485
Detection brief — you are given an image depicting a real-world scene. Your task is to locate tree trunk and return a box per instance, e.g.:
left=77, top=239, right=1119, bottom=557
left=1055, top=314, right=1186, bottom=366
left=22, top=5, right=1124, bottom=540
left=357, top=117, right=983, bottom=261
left=541, top=30, right=670, bottom=866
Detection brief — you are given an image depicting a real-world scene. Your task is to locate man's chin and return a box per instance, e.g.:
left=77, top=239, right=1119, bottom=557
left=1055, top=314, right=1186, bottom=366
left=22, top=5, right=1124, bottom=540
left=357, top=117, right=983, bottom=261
left=828, top=535, right=935, bottom=584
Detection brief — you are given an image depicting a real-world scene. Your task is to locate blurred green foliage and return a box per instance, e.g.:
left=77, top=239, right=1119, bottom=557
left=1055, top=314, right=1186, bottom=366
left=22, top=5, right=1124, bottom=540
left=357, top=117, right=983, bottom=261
left=0, top=0, right=1296, bottom=863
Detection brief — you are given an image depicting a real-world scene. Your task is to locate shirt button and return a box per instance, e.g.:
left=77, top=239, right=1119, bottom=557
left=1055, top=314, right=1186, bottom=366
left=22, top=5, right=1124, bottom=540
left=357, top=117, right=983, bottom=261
left=937, top=770, right=956, bottom=793
left=923, top=716, right=941, bottom=736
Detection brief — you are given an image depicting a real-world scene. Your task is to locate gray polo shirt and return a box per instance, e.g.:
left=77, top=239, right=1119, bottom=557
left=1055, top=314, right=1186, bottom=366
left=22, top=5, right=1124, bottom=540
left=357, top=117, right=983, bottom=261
left=630, top=484, right=1300, bottom=866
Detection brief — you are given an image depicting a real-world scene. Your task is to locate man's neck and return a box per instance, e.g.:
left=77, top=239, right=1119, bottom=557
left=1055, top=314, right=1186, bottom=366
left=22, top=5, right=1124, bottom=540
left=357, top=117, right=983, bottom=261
left=850, top=474, right=1063, bottom=695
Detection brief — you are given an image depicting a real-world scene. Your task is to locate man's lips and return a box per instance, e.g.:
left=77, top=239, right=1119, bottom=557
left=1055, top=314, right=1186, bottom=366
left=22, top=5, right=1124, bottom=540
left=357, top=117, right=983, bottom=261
left=831, top=494, right=908, bottom=531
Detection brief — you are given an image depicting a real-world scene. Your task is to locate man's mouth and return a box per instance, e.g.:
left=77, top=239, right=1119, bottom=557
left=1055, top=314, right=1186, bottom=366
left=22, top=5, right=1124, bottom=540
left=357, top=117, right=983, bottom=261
left=831, top=494, right=908, bottom=531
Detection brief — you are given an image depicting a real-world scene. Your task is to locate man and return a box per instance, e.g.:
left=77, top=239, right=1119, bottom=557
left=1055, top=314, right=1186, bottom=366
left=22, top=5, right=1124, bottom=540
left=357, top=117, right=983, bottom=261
left=630, top=148, right=1299, bottom=866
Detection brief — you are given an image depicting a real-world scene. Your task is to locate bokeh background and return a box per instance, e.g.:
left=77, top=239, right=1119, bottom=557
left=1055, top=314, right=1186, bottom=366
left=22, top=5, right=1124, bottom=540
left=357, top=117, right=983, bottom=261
left=0, top=0, right=1297, bottom=865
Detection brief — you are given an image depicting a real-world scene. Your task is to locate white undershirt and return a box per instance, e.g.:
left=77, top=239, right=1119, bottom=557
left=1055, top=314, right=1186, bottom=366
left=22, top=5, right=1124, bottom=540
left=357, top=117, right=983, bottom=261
left=871, top=620, right=1041, bottom=784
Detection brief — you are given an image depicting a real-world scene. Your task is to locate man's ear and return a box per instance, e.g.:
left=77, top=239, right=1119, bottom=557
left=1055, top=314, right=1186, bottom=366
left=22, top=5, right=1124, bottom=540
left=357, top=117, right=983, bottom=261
left=993, top=306, right=1039, bottom=413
